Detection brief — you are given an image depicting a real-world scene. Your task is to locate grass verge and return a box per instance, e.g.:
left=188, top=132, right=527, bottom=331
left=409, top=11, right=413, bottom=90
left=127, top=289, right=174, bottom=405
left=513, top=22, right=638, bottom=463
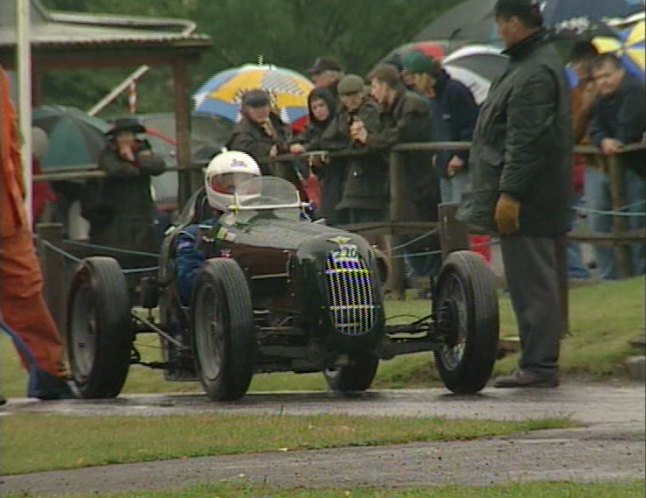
left=1, top=414, right=573, bottom=475
left=5, top=480, right=645, bottom=498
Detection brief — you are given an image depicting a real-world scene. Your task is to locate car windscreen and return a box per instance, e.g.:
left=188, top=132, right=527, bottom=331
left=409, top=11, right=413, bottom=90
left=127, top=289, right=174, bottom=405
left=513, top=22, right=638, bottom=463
left=220, top=176, right=303, bottom=225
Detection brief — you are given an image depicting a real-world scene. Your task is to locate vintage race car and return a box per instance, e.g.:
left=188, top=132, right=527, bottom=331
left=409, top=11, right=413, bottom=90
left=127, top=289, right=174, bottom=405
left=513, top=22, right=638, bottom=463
left=66, top=176, right=499, bottom=401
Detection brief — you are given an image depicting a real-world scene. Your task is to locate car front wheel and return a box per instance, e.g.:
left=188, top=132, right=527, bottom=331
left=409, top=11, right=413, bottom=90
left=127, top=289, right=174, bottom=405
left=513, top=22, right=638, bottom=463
left=192, top=258, right=255, bottom=401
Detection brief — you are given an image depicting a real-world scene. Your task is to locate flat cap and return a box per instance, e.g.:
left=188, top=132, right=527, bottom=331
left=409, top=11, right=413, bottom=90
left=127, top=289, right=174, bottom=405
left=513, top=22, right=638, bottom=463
left=337, top=74, right=364, bottom=95
left=241, top=89, right=271, bottom=107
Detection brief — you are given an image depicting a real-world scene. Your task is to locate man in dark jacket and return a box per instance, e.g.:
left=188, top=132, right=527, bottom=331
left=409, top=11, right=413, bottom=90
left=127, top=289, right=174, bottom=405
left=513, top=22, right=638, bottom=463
left=355, top=65, right=439, bottom=223
left=319, top=74, right=385, bottom=224
left=353, top=64, right=441, bottom=277
left=226, top=89, right=307, bottom=200
left=93, top=118, right=166, bottom=258
left=589, top=53, right=645, bottom=277
left=459, top=0, right=573, bottom=388
left=226, top=89, right=291, bottom=176
left=403, top=51, right=479, bottom=203
left=307, top=57, right=344, bottom=101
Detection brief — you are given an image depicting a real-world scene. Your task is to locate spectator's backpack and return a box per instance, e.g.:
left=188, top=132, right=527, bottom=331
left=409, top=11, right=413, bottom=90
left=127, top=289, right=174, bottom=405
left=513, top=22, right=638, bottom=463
left=80, top=177, right=115, bottom=225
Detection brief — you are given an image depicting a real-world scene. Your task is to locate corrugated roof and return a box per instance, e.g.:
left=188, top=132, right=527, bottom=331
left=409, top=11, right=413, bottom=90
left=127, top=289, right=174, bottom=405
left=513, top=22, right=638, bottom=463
left=0, top=0, right=211, bottom=49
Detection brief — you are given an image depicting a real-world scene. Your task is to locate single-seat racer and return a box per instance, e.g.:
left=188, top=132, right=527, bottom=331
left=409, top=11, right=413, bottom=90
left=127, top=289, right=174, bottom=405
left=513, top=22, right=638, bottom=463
left=66, top=151, right=500, bottom=401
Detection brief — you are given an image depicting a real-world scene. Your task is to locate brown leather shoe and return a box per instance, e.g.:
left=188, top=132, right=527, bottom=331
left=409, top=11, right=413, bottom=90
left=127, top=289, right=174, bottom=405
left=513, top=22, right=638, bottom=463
left=494, top=370, right=559, bottom=388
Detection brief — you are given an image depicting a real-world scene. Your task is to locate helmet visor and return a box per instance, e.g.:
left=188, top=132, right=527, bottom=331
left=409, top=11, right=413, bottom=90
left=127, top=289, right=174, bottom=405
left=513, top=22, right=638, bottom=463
left=208, top=172, right=257, bottom=195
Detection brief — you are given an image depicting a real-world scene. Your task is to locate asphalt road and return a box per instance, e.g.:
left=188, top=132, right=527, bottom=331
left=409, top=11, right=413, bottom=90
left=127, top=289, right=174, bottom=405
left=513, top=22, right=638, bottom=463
left=1, top=384, right=644, bottom=496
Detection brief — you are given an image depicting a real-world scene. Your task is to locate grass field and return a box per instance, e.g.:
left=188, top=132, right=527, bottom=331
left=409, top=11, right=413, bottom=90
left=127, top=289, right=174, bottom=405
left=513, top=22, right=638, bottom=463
left=4, top=480, right=645, bottom=498
left=2, top=413, right=573, bottom=474
left=1, top=278, right=643, bottom=397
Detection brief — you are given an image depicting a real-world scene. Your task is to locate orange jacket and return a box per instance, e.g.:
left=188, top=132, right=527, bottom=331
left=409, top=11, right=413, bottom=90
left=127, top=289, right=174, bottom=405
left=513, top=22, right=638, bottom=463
left=0, top=66, right=28, bottom=237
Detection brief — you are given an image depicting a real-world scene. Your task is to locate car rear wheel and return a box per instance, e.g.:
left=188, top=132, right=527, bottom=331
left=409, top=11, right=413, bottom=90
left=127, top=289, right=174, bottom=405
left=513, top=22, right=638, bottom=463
left=192, top=259, right=255, bottom=401
left=67, top=257, right=133, bottom=398
left=433, top=250, right=499, bottom=393
left=324, top=354, right=379, bottom=392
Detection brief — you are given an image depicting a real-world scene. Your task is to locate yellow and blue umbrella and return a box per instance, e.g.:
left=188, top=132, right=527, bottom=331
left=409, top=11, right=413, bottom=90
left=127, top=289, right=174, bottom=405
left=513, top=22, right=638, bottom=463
left=193, top=64, right=314, bottom=125
left=593, top=19, right=645, bottom=80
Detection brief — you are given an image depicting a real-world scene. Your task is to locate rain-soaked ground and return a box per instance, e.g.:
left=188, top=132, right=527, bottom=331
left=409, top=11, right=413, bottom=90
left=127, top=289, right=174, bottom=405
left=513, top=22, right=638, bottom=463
left=1, top=384, right=644, bottom=495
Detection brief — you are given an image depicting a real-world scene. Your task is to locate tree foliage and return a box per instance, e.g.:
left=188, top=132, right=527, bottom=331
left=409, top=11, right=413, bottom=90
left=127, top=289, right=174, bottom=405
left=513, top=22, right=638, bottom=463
left=40, top=0, right=461, bottom=115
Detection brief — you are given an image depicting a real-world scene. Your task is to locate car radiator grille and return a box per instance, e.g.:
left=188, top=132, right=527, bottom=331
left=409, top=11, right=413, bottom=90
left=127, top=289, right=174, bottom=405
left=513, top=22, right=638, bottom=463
left=325, top=245, right=377, bottom=336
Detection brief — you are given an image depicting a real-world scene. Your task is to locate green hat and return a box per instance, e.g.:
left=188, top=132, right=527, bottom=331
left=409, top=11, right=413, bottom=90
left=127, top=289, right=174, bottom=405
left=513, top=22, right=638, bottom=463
left=403, top=51, right=441, bottom=76
left=337, top=74, right=364, bottom=95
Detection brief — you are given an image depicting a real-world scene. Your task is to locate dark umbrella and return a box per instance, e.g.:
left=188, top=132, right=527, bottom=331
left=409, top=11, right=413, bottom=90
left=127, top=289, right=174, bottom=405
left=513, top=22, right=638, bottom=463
left=412, top=0, right=644, bottom=48
left=32, top=105, right=110, bottom=170
left=412, top=0, right=498, bottom=48
left=544, top=0, right=644, bottom=32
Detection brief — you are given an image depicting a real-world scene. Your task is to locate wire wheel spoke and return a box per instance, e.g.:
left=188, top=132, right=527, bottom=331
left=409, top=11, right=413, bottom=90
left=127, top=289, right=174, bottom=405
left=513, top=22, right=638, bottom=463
left=438, top=273, right=468, bottom=371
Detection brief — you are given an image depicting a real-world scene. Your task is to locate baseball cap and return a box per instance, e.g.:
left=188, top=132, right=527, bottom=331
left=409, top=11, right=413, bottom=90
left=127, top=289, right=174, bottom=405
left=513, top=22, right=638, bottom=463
left=402, top=51, right=442, bottom=76
left=307, top=57, right=342, bottom=75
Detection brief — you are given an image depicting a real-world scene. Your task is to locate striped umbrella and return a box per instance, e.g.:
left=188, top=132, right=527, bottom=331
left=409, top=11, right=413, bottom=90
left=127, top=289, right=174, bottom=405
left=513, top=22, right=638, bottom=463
left=193, top=64, right=314, bottom=125
left=593, top=19, right=645, bottom=81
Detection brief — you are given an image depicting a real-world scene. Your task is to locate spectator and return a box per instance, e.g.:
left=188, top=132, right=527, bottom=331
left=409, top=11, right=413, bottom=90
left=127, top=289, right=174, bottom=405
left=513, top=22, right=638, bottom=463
left=226, top=89, right=303, bottom=191
left=589, top=53, right=645, bottom=277
left=31, top=126, right=56, bottom=225
left=91, top=118, right=166, bottom=256
left=307, top=57, right=344, bottom=100
left=354, top=64, right=441, bottom=277
left=403, top=50, right=479, bottom=204
left=567, top=42, right=598, bottom=281
left=291, top=87, right=337, bottom=153
left=289, top=87, right=338, bottom=212
left=1, top=65, right=74, bottom=400
left=383, top=52, right=415, bottom=90
left=459, top=0, right=573, bottom=388
left=319, top=74, right=384, bottom=225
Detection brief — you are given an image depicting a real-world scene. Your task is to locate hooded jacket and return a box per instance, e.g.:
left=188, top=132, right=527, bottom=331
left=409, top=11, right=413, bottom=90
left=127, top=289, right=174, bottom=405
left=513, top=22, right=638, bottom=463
left=296, top=87, right=337, bottom=151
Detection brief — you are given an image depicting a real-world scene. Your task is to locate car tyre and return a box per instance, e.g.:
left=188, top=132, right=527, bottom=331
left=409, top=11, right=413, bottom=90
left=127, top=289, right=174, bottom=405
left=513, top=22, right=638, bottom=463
left=433, top=250, right=499, bottom=393
left=324, top=354, right=379, bottom=393
left=192, top=259, right=255, bottom=401
left=67, top=256, right=133, bottom=398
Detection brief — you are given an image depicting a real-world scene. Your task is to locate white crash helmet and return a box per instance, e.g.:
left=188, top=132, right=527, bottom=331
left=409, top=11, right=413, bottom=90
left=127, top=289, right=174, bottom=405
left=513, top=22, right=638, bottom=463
left=204, top=151, right=261, bottom=211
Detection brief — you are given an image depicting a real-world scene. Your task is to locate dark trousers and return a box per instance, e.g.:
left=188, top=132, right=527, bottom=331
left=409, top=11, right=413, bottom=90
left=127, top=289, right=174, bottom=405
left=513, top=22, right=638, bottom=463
left=500, top=235, right=565, bottom=377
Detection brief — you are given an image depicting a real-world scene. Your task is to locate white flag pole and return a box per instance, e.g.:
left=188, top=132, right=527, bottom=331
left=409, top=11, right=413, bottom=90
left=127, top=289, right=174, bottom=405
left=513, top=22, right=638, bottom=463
left=16, top=0, right=32, bottom=226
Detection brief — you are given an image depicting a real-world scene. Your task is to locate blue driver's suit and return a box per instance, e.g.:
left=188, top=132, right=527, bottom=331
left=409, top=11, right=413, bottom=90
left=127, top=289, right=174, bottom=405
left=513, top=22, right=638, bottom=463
left=175, top=219, right=215, bottom=305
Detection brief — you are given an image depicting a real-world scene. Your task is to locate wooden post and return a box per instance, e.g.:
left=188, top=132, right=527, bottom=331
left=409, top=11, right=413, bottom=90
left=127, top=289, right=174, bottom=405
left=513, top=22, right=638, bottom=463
left=388, top=150, right=407, bottom=300
left=607, top=154, right=632, bottom=277
left=438, top=203, right=469, bottom=260
left=173, top=61, right=198, bottom=208
left=36, top=223, right=67, bottom=334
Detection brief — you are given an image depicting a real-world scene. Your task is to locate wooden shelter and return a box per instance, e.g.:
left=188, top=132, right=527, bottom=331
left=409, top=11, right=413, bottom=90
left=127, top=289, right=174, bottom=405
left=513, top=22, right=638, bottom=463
left=0, top=0, right=212, bottom=200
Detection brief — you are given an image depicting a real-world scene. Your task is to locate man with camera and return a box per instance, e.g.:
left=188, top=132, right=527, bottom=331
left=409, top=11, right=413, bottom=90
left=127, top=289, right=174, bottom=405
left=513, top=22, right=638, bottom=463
left=90, top=118, right=166, bottom=256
